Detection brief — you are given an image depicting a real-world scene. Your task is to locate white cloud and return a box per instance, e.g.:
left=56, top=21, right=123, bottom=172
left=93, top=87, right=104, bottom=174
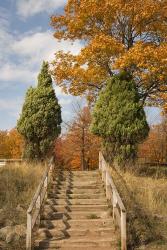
left=16, top=0, right=66, bottom=19
left=0, top=64, right=37, bottom=83
left=0, top=29, right=82, bottom=86
left=59, top=98, right=73, bottom=106
left=0, top=8, right=13, bottom=64
left=0, top=5, right=84, bottom=130
left=12, top=30, right=82, bottom=64
left=0, top=98, right=23, bottom=118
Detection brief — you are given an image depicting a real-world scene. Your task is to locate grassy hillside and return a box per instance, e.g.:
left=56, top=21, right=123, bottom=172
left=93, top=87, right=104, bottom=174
left=109, top=166, right=167, bottom=249
left=0, top=162, right=45, bottom=249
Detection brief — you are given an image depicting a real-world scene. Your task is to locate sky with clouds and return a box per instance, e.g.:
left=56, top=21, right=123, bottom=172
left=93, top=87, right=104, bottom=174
left=0, top=0, right=84, bottom=131
left=0, top=0, right=162, bottom=131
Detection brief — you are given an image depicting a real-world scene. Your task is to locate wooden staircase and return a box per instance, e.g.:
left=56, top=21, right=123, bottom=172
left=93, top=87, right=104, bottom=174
left=34, top=170, right=119, bottom=249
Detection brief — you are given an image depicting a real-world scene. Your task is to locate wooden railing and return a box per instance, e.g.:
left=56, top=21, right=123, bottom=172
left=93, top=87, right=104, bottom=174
left=99, top=152, right=127, bottom=250
left=0, top=159, right=22, bottom=166
left=26, top=157, right=54, bottom=250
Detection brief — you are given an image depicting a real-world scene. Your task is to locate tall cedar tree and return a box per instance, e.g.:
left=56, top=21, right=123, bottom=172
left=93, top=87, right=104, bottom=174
left=91, top=72, right=149, bottom=166
left=17, top=62, right=62, bottom=160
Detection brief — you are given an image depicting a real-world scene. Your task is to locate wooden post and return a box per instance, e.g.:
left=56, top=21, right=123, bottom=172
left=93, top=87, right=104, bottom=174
left=112, top=190, right=117, bottom=221
left=44, top=175, right=48, bottom=199
left=26, top=212, right=32, bottom=250
left=36, top=195, right=41, bottom=227
left=102, top=169, right=106, bottom=183
left=121, top=210, right=127, bottom=250
left=99, top=152, right=102, bottom=171
left=106, top=171, right=110, bottom=200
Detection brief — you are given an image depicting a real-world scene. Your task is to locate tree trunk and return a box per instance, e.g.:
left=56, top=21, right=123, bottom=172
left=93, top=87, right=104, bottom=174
left=81, top=127, right=85, bottom=171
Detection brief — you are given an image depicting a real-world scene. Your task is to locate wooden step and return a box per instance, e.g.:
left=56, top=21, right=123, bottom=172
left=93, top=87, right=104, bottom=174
left=39, top=247, right=117, bottom=250
left=36, top=227, right=115, bottom=239
left=46, top=198, right=108, bottom=206
left=50, top=188, right=104, bottom=194
left=43, top=204, right=110, bottom=213
left=36, top=237, right=118, bottom=248
left=51, top=182, right=103, bottom=188
left=42, top=210, right=112, bottom=220
left=47, top=193, right=105, bottom=199
left=40, top=219, right=114, bottom=230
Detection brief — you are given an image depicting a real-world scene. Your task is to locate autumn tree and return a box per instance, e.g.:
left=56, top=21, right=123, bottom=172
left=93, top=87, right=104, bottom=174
left=0, top=131, right=10, bottom=158
left=91, top=73, right=149, bottom=166
left=17, top=61, right=62, bottom=161
left=55, top=107, right=101, bottom=170
left=138, top=121, right=167, bottom=163
left=0, top=129, right=23, bottom=159
left=51, top=0, right=167, bottom=104
left=6, top=129, right=24, bottom=159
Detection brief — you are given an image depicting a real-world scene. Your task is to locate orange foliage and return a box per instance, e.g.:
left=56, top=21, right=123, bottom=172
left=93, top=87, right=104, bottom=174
left=55, top=107, right=101, bottom=170
left=51, top=0, right=167, bottom=103
left=7, top=129, right=24, bottom=158
left=0, top=131, right=10, bottom=158
left=0, top=129, right=24, bottom=159
left=138, top=122, right=167, bottom=163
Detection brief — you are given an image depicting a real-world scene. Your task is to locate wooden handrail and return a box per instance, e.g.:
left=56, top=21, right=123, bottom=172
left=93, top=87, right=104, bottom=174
left=99, top=152, right=127, bottom=250
left=0, top=159, right=22, bottom=162
left=26, top=157, right=54, bottom=250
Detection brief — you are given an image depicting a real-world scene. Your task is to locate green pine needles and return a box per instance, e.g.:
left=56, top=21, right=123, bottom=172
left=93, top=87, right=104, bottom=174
left=17, top=61, right=62, bottom=161
left=91, top=72, right=149, bottom=167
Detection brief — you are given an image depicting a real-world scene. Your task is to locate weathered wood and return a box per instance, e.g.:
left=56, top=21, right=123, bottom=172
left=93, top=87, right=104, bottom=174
left=105, top=171, right=110, bottom=200
left=121, top=210, right=127, bottom=250
left=0, top=159, right=22, bottom=162
left=0, top=159, right=22, bottom=167
left=99, top=152, right=127, bottom=250
left=26, top=212, right=32, bottom=250
left=26, top=157, right=54, bottom=250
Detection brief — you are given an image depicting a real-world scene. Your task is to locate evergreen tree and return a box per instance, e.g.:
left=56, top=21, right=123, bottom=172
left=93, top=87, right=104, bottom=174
left=17, top=61, right=62, bottom=160
left=91, top=72, right=149, bottom=166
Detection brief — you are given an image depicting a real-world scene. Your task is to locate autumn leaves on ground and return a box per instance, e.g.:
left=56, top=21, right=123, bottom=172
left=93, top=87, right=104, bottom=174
left=0, top=0, right=167, bottom=249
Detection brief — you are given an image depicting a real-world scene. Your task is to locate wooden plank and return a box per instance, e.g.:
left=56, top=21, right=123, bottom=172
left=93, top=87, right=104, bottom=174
left=26, top=157, right=54, bottom=250
left=114, top=206, right=121, bottom=228
left=100, top=152, right=127, bottom=250
left=27, top=164, right=52, bottom=213
left=121, top=210, right=127, bottom=250
left=26, top=213, right=32, bottom=250
left=0, top=159, right=22, bottom=162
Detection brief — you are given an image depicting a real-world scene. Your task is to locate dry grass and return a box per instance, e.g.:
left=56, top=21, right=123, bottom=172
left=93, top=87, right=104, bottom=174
left=0, top=162, right=45, bottom=222
left=0, top=162, right=46, bottom=249
left=109, top=166, right=167, bottom=249
left=123, top=173, right=167, bottom=217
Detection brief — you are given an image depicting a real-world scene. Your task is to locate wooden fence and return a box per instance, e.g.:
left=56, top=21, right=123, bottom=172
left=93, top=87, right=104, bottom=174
left=99, top=152, right=127, bottom=250
left=0, top=159, right=22, bottom=166
left=26, top=157, right=54, bottom=250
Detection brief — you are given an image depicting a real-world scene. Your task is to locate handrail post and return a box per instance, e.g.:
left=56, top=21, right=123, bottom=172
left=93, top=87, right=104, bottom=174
left=106, top=171, right=110, bottom=200
left=44, top=174, right=48, bottom=199
left=121, top=210, right=127, bottom=250
left=112, top=189, right=117, bottom=221
left=102, top=159, right=106, bottom=183
left=102, top=168, right=106, bottom=183
left=36, top=195, right=41, bottom=227
left=26, top=212, right=32, bottom=250
left=99, top=152, right=102, bottom=171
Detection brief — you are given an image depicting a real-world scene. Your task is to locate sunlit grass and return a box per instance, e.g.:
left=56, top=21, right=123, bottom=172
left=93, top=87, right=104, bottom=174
left=123, top=173, right=167, bottom=216
left=109, top=166, right=167, bottom=249
left=0, top=162, right=45, bottom=225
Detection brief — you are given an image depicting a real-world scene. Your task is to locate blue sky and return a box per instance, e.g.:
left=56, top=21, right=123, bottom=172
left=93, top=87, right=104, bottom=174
left=0, top=0, right=162, bottom=131
left=0, top=0, right=84, bottom=131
